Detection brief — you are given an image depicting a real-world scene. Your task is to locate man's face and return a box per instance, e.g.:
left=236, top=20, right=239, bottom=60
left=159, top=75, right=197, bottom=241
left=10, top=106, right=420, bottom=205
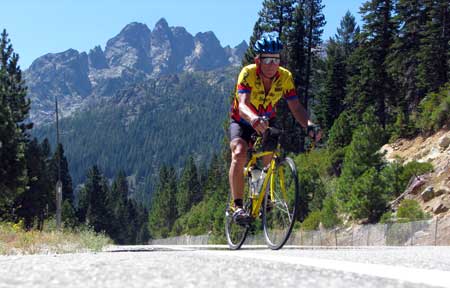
left=257, top=53, right=280, bottom=78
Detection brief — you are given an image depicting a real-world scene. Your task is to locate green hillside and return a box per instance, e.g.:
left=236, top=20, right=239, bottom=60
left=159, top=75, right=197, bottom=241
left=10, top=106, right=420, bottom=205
left=33, top=68, right=237, bottom=205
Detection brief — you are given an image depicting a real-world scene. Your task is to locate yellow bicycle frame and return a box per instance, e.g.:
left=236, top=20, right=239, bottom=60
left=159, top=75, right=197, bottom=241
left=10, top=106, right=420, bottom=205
left=243, top=143, right=285, bottom=219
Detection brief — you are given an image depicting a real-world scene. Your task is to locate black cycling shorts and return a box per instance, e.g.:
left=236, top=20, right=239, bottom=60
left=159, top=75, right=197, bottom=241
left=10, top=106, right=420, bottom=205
left=229, top=119, right=278, bottom=151
left=229, top=120, right=255, bottom=144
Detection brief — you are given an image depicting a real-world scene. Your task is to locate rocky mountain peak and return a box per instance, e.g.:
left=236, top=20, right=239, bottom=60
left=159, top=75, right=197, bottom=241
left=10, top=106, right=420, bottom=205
left=153, top=18, right=170, bottom=34
left=104, top=22, right=152, bottom=72
left=170, top=26, right=195, bottom=72
left=88, top=45, right=108, bottom=70
left=150, top=18, right=174, bottom=76
left=116, top=22, right=152, bottom=42
left=225, top=41, right=249, bottom=66
left=234, top=40, right=248, bottom=55
left=184, top=31, right=228, bottom=71
left=195, top=31, right=221, bottom=44
left=26, top=49, right=91, bottom=99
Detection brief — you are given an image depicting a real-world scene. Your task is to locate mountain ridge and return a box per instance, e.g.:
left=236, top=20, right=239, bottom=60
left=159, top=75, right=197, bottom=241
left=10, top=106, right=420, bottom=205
left=25, top=17, right=247, bottom=125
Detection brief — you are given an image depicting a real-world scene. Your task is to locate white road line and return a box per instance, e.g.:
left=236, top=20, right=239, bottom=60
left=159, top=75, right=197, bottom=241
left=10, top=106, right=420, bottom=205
left=199, top=250, right=450, bottom=288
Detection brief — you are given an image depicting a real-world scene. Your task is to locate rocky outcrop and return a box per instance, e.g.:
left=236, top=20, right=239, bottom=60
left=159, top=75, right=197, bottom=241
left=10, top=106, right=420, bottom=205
left=184, top=32, right=229, bottom=71
left=383, top=129, right=450, bottom=217
left=25, top=49, right=92, bottom=122
left=421, top=186, right=435, bottom=202
left=225, top=40, right=249, bottom=66
left=88, top=46, right=108, bottom=70
left=104, top=22, right=152, bottom=72
left=150, top=18, right=174, bottom=76
left=171, top=26, right=195, bottom=72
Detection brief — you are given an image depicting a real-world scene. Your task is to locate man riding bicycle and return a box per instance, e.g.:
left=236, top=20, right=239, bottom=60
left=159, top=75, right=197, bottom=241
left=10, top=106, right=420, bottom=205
left=229, top=32, right=322, bottom=224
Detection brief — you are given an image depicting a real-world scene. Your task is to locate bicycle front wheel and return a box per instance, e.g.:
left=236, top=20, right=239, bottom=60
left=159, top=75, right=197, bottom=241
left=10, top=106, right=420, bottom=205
left=262, top=157, right=299, bottom=250
left=225, top=190, right=250, bottom=250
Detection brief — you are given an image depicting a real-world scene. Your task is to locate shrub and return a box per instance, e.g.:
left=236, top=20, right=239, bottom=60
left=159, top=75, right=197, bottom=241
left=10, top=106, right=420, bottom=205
left=328, top=111, right=354, bottom=151
left=397, top=199, right=430, bottom=222
left=416, top=83, right=450, bottom=133
left=379, top=211, right=394, bottom=224
left=320, top=196, right=341, bottom=228
left=381, top=160, right=434, bottom=198
left=388, top=108, right=417, bottom=141
left=294, top=149, right=331, bottom=218
left=301, top=210, right=321, bottom=231
left=347, top=168, right=388, bottom=222
left=401, top=161, right=433, bottom=183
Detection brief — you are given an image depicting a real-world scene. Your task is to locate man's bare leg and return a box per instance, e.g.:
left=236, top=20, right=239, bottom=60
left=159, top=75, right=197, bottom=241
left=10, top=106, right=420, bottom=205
left=229, top=138, right=248, bottom=205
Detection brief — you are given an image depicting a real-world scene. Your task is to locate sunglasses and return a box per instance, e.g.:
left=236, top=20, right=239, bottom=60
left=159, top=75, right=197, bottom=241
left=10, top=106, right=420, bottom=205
left=260, top=57, right=281, bottom=65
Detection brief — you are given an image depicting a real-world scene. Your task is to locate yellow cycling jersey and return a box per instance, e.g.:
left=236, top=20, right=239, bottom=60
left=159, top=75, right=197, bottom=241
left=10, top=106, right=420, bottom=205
left=231, top=64, right=298, bottom=125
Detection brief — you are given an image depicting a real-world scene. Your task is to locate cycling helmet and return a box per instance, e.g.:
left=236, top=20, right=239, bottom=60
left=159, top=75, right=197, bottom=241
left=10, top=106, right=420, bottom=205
left=253, top=32, right=283, bottom=54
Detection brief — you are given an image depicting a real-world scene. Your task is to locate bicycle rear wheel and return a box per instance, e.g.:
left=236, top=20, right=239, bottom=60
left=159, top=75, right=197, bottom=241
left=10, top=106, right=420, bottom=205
left=262, top=157, right=299, bottom=250
left=225, top=190, right=250, bottom=250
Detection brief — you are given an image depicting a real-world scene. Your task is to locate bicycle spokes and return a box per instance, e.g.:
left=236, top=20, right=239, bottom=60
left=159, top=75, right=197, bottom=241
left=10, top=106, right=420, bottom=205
left=262, top=157, right=299, bottom=250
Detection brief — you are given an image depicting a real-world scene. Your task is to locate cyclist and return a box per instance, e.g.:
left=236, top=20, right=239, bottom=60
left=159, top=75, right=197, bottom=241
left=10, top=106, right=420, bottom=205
left=229, top=32, right=322, bottom=224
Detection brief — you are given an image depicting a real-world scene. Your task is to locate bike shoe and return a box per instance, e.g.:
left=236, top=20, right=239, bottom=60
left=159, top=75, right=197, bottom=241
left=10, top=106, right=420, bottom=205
left=233, top=208, right=252, bottom=226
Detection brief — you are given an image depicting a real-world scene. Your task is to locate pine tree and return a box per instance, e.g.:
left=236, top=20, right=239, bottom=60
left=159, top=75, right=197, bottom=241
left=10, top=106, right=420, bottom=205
left=418, top=0, right=450, bottom=93
left=16, top=138, right=52, bottom=229
left=336, top=110, right=388, bottom=221
left=388, top=0, right=427, bottom=120
left=176, top=156, right=201, bottom=216
left=76, top=186, right=89, bottom=224
left=37, top=138, right=52, bottom=229
left=327, top=111, right=356, bottom=150
left=315, top=39, right=347, bottom=133
left=315, top=12, right=359, bottom=134
left=0, top=29, right=31, bottom=218
left=345, top=0, right=397, bottom=128
left=335, top=11, right=360, bottom=58
left=259, top=0, right=295, bottom=37
left=85, top=165, right=110, bottom=232
left=135, top=202, right=150, bottom=244
left=348, top=167, right=388, bottom=222
left=321, top=195, right=341, bottom=228
left=302, top=0, right=326, bottom=110
left=198, top=162, right=208, bottom=193
left=109, top=170, right=129, bottom=243
left=273, top=0, right=326, bottom=153
left=61, top=199, right=77, bottom=228
left=148, top=166, right=177, bottom=238
left=242, top=18, right=265, bottom=66
left=278, top=3, right=308, bottom=153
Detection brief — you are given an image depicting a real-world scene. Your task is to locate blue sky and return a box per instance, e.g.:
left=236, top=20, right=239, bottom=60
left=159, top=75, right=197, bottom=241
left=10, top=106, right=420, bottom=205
left=2, top=0, right=365, bottom=69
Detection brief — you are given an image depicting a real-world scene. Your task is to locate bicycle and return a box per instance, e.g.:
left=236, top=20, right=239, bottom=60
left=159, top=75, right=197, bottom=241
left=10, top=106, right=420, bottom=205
left=225, top=126, right=300, bottom=250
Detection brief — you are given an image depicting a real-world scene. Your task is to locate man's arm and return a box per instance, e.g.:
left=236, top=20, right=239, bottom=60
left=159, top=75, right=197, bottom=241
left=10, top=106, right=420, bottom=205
left=287, top=99, right=322, bottom=141
left=287, top=99, right=311, bottom=129
left=238, top=92, right=268, bottom=134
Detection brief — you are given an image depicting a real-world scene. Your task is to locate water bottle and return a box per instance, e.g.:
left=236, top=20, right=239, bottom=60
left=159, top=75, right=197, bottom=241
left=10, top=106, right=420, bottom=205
left=251, top=168, right=261, bottom=196
left=256, top=169, right=266, bottom=196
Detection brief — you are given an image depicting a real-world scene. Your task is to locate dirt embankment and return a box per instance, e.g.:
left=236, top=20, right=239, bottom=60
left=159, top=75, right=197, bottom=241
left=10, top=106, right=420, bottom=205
left=381, top=129, right=450, bottom=218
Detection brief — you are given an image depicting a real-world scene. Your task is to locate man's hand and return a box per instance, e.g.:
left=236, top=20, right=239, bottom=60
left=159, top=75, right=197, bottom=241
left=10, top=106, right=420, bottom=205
left=251, top=117, right=269, bottom=135
left=307, top=123, right=322, bottom=143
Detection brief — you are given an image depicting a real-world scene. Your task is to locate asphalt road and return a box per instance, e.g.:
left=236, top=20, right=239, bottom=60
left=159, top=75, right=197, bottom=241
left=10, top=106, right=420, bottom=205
left=1, top=246, right=450, bottom=288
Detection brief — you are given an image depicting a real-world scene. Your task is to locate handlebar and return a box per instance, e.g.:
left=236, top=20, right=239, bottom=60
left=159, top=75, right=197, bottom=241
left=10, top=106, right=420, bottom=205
left=251, top=116, right=321, bottom=150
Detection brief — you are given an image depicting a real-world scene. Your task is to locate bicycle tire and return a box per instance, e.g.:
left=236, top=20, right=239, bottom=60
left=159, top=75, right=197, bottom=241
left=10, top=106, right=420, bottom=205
left=262, top=157, right=299, bottom=250
left=225, top=189, right=250, bottom=250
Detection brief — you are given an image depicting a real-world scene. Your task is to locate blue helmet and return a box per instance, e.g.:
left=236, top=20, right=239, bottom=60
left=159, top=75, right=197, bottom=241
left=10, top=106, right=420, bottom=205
left=253, top=32, right=283, bottom=54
